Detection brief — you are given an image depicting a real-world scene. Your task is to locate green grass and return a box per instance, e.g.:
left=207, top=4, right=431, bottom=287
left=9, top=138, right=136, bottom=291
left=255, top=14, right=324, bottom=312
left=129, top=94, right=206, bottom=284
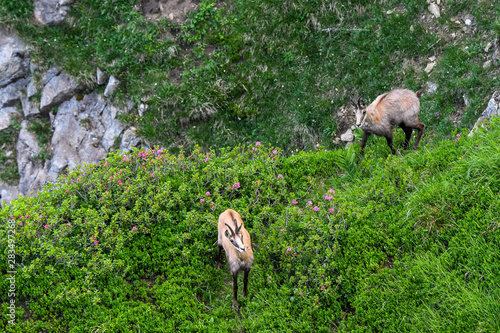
left=1, top=118, right=499, bottom=331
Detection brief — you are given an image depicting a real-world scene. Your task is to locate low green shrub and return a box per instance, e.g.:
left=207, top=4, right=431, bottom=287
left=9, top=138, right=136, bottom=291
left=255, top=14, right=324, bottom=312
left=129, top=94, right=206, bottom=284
left=1, top=121, right=500, bottom=331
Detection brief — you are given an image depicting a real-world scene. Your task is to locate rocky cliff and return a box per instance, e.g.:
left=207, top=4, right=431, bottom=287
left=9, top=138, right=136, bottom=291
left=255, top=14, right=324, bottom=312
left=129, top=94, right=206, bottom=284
left=0, top=24, right=146, bottom=206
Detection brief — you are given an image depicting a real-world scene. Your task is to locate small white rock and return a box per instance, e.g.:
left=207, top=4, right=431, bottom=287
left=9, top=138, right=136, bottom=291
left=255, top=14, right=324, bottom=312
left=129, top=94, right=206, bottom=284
left=425, top=62, right=437, bottom=73
left=426, top=81, right=438, bottom=93
left=341, top=129, right=354, bottom=142
left=485, top=42, right=493, bottom=53
left=429, top=56, right=436, bottom=62
left=464, top=19, right=472, bottom=26
left=428, top=3, right=440, bottom=18
left=483, top=60, right=492, bottom=69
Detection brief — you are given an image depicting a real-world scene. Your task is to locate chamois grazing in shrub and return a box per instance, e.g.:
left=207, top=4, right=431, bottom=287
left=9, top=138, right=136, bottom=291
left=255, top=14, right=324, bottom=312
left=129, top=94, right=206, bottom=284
left=216, top=209, right=254, bottom=310
left=350, top=89, right=425, bottom=154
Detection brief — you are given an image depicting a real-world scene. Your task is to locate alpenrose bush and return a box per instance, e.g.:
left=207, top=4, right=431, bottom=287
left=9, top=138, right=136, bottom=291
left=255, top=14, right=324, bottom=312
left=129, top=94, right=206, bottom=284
left=0, top=144, right=348, bottom=331
left=1, top=122, right=499, bottom=331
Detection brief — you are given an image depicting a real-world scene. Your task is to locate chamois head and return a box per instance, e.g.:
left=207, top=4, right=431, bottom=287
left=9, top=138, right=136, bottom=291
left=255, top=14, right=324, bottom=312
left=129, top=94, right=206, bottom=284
left=225, top=219, right=246, bottom=253
left=350, top=96, right=367, bottom=127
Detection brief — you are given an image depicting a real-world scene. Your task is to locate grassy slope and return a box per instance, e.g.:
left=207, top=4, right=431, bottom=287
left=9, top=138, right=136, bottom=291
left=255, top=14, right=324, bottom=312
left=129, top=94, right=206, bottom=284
left=1, top=0, right=500, bottom=331
left=1, top=121, right=499, bottom=331
left=1, top=0, right=499, bottom=154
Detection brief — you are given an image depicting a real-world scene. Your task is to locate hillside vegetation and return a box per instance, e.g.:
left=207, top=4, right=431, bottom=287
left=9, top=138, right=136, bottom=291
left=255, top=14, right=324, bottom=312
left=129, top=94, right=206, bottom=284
left=1, top=0, right=500, bottom=331
left=1, top=121, right=500, bottom=331
left=1, top=0, right=499, bottom=152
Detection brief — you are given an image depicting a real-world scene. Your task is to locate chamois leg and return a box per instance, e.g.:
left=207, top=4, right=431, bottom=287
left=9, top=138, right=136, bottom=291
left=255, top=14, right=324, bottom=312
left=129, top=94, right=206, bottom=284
left=242, top=269, right=249, bottom=297
left=385, top=135, right=396, bottom=155
left=216, top=244, right=222, bottom=269
left=400, top=125, right=413, bottom=150
left=413, top=122, right=425, bottom=150
left=232, top=272, right=239, bottom=310
left=360, top=131, right=371, bottom=154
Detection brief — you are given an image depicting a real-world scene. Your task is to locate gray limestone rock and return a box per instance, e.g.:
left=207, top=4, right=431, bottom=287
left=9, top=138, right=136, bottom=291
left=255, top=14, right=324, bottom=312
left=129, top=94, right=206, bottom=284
left=16, top=121, right=52, bottom=196
left=469, top=91, right=500, bottom=136
left=0, top=28, right=29, bottom=88
left=120, top=127, right=142, bottom=152
left=40, top=72, right=81, bottom=113
left=0, top=78, right=27, bottom=108
left=0, top=107, right=19, bottom=131
left=34, top=0, right=75, bottom=26
left=104, top=75, right=120, bottom=97
left=340, top=129, right=354, bottom=142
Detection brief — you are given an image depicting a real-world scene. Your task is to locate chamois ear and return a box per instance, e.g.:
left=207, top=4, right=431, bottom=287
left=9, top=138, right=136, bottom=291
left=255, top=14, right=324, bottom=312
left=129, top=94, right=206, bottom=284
left=359, top=97, right=366, bottom=108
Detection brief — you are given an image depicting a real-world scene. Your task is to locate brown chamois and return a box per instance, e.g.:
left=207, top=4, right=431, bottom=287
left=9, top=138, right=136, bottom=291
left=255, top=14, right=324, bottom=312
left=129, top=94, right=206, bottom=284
left=350, top=89, right=425, bottom=154
left=216, top=209, right=254, bottom=310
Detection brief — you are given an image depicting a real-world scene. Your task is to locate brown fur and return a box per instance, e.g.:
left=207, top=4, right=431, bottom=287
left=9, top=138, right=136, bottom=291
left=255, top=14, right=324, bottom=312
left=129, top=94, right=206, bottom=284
left=351, top=89, right=425, bottom=154
left=216, top=209, right=254, bottom=310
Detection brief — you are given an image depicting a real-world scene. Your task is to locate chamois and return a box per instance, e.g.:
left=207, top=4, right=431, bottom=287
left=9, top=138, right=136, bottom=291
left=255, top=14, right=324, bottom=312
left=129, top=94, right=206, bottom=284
left=350, top=89, right=425, bottom=154
left=216, top=209, right=254, bottom=310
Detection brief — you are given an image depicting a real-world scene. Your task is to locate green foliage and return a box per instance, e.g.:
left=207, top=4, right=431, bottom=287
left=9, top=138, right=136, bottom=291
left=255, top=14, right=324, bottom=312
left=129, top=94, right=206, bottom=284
left=1, top=121, right=500, bottom=331
left=0, top=126, right=20, bottom=184
left=27, top=118, right=53, bottom=162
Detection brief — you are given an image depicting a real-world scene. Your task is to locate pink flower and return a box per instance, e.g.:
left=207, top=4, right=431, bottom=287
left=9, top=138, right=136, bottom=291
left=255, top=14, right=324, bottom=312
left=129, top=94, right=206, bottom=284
left=150, top=173, right=154, bottom=177
left=329, top=208, right=334, bottom=213
left=313, top=206, right=319, bottom=212
left=256, top=141, right=261, bottom=146
left=281, top=228, right=286, bottom=232
left=299, top=292, right=303, bottom=296
left=40, top=215, right=43, bottom=218
left=456, top=134, right=461, bottom=138
left=10, top=215, right=13, bottom=219
left=324, top=149, right=327, bottom=152
left=233, top=182, right=240, bottom=189
left=338, top=210, right=341, bottom=213
left=65, top=190, right=69, bottom=193
left=157, top=150, right=163, bottom=154
left=120, top=170, right=123, bottom=173
left=200, top=199, right=205, bottom=203
left=252, top=147, right=256, bottom=151
left=308, top=201, right=312, bottom=206
left=205, top=157, right=210, bottom=162
left=293, top=252, right=296, bottom=255
left=278, top=174, right=283, bottom=179
left=110, top=176, right=114, bottom=180
left=286, top=247, right=292, bottom=253
left=44, top=225, right=49, bottom=229
left=272, top=150, right=278, bottom=155
left=206, top=192, right=210, bottom=196
left=77, top=178, right=81, bottom=182
left=67, top=223, right=71, bottom=227
left=292, top=200, right=298, bottom=205
left=94, top=241, right=99, bottom=245
left=329, top=189, right=335, bottom=194
left=132, top=226, right=138, bottom=231
left=321, top=286, right=325, bottom=290
left=20, top=222, right=23, bottom=226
